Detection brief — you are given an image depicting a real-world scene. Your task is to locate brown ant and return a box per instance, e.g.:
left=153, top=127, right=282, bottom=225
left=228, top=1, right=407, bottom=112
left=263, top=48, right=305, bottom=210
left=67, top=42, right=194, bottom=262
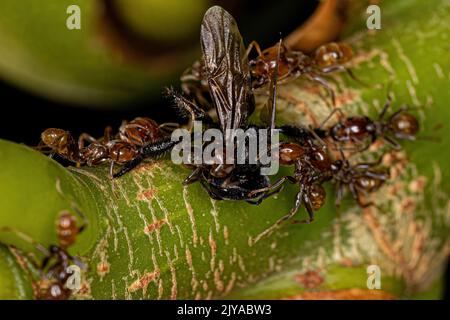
left=38, top=127, right=112, bottom=167
left=38, top=128, right=82, bottom=165
left=0, top=209, right=87, bottom=300
left=330, top=151, right=389, bottom=209
left=76, top=127, right=141, bottom=178
left=245, top=41, right=361, bottom=106
left=118, top=117, right=179, bottom=146
left=181, top=35, right=358, bottom=108
left=38, top=117, right=178, bottom=178
left=315, top=95, right=420, bottom=150
left=248, top=138, right=331, bottom=228
left=248, top=128, right=389, bottom=242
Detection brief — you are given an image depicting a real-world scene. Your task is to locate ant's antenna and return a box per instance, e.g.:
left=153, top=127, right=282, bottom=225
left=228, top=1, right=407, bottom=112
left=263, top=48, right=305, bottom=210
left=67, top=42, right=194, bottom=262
left=270, top=36, right=283, bottom=130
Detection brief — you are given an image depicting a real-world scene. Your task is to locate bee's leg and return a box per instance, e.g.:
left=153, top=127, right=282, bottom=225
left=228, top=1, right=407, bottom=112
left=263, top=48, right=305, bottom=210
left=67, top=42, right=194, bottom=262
left=182, top=167, right=201, bottom=185
left=246, top=185, right=285, bottom=205
left=247, top=176, right=296, bottom=198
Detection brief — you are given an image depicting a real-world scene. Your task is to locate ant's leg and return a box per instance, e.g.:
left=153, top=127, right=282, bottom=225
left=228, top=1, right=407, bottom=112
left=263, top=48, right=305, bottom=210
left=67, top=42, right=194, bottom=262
left=77, top=133, right=97, bottom=150
left=321, top=65, right=368, bottom=87
left=333, top=182, right=345, bottom=220
left=306, top=73, right=336, bottom=107
left=251, top=186, right=304, bottom=244
left=348, top=183, right=375, bottom=208
left=272, top=187, right=304, bottom=225
left=364, top=170, right=390, bottom=182
left=70, top=206, right=88, bottom=234
left=198, top=180, right=223, bottom=201
left=247, top=176, right=296, bottom=198
left=292, top=189, right=316, bottom=224
left=334, top=181, right=345, bottom=209
left=353, top=156, right=386, bottom=170
left=71, top=256, right=87, bottom=270
left=382, top=135, right=402, bottom=150
left=306, top=124, right=330, bottom=150
left=378, top=94, right=393, bottom=120
left=103, top=126, right=113, bottom=143
left=34, top=141, right=51, bottom=152
left=318, top=108, right=346, bottom=129
left=243, top=41, right=264, bottom=61
left=109, top=161, right=116, bottom=180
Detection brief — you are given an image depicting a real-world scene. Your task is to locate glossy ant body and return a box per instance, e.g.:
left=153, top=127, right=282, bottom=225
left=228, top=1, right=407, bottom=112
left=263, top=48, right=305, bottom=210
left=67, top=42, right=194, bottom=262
left=38, top=128, right=82, bottom=165
left=248, top=133, right=331, bottom=227
left=248, top=123, right=389, bottom=241
left=315, top=95, right=420, bottom=150
left=246, top=41, right=359, bottom=106
left=39, top=117, right=177, bottom=178
left=329, top=151, right=389, bottom=209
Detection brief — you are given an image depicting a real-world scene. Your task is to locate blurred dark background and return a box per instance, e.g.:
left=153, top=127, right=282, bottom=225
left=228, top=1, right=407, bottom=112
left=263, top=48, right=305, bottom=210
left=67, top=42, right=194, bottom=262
left=0, top=0, right=318, bottom=145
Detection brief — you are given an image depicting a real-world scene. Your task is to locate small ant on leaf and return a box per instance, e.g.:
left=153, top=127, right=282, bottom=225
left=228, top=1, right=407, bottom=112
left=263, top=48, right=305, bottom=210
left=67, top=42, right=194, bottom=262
left=1, top=209, right=87, bottom=300
left=315, top=94, right=420, bottom=151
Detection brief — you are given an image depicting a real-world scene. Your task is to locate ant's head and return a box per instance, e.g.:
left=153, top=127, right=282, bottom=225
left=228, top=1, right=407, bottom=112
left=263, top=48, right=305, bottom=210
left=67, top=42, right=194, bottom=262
left=314, top=42, right=353, bottom=68
left=388, top=112, right=420, bottom=138
left=278, top=142, right=304, bottom=166
left=41, top=128, right=69, bottom=149
left=250, top=44, right=290, bottom=80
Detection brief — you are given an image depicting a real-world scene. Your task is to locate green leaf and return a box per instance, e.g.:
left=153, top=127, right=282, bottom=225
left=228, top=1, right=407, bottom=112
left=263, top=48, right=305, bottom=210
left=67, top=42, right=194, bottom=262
left=0, top=0, right=203, bottom=107
left=0, top=0, right=449, bottom=299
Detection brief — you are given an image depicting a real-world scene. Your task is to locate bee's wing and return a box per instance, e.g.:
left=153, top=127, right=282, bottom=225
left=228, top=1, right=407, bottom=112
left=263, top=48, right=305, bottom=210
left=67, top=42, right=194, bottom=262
left=200, top=6, right=255, bottom=131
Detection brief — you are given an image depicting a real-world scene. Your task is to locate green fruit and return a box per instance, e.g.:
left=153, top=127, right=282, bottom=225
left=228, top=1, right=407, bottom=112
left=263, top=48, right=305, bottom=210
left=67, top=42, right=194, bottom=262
left=0, top=0, right=204, bottom=107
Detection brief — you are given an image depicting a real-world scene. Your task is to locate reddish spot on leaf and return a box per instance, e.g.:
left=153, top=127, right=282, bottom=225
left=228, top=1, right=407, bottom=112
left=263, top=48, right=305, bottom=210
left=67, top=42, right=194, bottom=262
left=294, top=270, right=324, bottom=289
left=97, top=261, right=110, bottom=277
left=137, top=188, right=157, bottom=201
left=144, top=219, right=166, bottom=234
left=128, top=270, right=160, bottom=293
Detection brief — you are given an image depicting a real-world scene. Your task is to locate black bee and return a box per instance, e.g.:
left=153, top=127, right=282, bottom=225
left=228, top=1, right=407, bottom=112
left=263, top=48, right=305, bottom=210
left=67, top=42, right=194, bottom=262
left=112, top=6, right=281, bottom=205
left=175, top=6, right=284, bottom=204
